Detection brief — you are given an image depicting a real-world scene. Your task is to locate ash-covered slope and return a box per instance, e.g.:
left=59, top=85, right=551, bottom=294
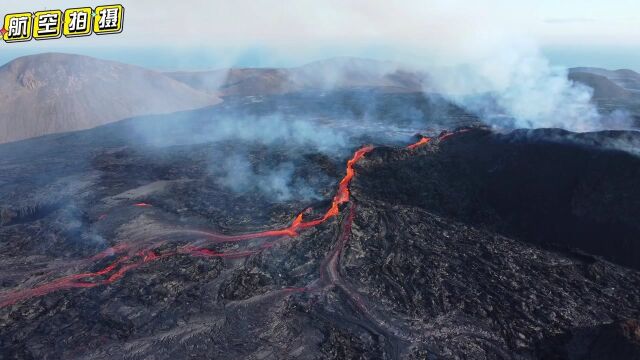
left=0, top=53, right=220, bottom=144
left=0, top=106, right=639, bottom=359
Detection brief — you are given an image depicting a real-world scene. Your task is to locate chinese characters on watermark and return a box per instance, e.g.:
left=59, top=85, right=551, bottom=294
left=1, top=4, right=124, bottom=43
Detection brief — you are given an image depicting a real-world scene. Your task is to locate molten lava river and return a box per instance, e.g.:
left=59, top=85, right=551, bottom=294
left=0, top=131, right=462, bottom=308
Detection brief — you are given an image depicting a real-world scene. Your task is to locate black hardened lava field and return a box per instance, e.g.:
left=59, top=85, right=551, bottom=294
left=0, top=90, right=639, bottom=359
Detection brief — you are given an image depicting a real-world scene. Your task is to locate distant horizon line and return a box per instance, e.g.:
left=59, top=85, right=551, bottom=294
left=1, top=48, right=639, bottom=73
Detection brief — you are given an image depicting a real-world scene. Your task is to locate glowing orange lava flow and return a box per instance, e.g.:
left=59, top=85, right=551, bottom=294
left=0, top=247, right=261, bottom=308
left=0, top=129, right=476, bottom=308
left=0, top=145, right=375, bottom=308
left=183, top=145, right=374, bottom=242
left=438, top=128, right=470, bottom=142
left=406, top=129, right=471, bottom=150
left=174, top=145, right=374, bottom=242
left=292, top=145, right=374, bottom=230
left=0, top=130, right=474, bottom=308
left=406, top=137, right=431, bottom=150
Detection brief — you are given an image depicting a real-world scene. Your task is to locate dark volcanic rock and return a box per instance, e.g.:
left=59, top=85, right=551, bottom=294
left=538, top=319, right=640, bottom=360
left=357, top=128, right=640, bottom=270
left=586, top=320, right=640, bottom=359
left=0, top=102, right=639, bottom=359
left=341, top=196, right=640, bottom=358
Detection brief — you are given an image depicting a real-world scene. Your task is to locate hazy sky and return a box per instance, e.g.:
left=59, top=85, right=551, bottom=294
left=1, top=0, right=639, bottom=70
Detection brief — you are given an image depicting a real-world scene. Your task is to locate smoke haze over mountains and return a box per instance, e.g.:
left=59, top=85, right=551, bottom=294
left=1, top=0, right=639, bottom=135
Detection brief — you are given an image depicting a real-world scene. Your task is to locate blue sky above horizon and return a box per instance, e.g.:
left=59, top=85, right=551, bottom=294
left=1, top=0, right=639, bottom=71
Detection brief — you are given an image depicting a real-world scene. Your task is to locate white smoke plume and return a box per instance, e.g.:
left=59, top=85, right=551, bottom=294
left=217, top=155, right=322, bottom=202
left=423, top=39, right=633, bottom=132
left=427, top=49, right=592, bottom=130
left=132, top=114, right=347, bottom=153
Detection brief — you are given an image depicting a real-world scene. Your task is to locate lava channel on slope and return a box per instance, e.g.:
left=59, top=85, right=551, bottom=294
left=0, top=144, right=376, bottom=307
left=0, top=130, right=467, bottom=308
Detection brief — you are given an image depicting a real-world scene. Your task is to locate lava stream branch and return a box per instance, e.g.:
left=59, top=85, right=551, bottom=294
left=0, top=145, right=375, bottom=308
left=310, top=129, right=472, bottom=344
left=0, top=245, right=269, bottom=308
left=406, top=137, right=431, bottom=150
left=0, top=130, right=469, bottom=309
left=406, top=129, right=470, bottom=150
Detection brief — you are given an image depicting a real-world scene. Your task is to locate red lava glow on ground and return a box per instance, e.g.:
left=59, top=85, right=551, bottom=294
left=0, top=131, right=467, bottom=308
left=438, top=129, right=470, bottom=142
left=406, top=129, right=470, bottom=150
left=406, top=137, right=431, bottom=150
left=133, top=202, right=152, bottom=207
left=0, top=145, right=374, bottom=308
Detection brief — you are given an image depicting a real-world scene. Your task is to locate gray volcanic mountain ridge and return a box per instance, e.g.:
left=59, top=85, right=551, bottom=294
left=0, top=53, right=221, bottom=144
left=2, top=53, right=640, bottom=144
left=166, top=57, right=427, bottom=96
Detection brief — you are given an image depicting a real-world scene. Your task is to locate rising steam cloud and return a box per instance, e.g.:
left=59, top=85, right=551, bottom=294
left=217, top=155, right=322, bottom=202
left=133, top=114, right=347, bottom=152
left=424, top=41, right=631, bottom=132
left=116, top=0, right=639, bottom=204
